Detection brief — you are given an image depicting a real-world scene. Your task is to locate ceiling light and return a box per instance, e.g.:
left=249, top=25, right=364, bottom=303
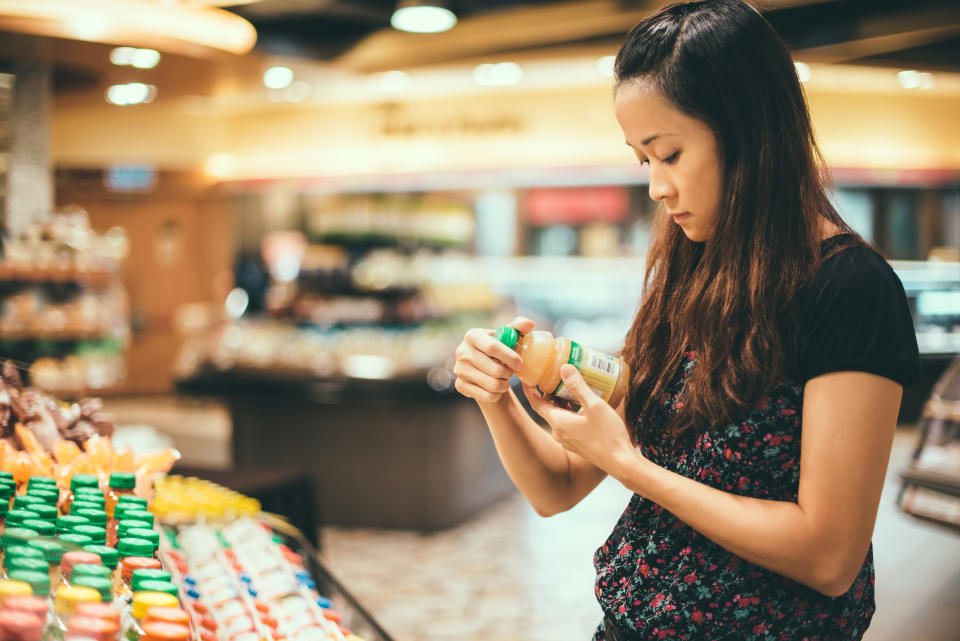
left=106, top=82, right=156, bottom=106
left=131, top=48, right=161, bottom=69
left=897, top=70, right=934, bottom=90
left=263, top=66, right=294, bottom=89
left=794, top=61, right=811, bottom=83
left=473, top=62, right=523, bottom=87
left=390, top=1, right=457, bottom=34
left=110, top=47, right=135, bottom=66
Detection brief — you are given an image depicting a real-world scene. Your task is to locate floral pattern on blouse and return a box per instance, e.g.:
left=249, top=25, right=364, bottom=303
left=593, top=350, right=875, bottom=641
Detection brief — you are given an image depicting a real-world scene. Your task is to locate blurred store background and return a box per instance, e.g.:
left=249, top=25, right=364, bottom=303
left=0, top=0, right=959, bottom=640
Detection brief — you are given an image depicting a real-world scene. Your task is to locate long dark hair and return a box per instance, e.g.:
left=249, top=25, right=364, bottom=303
left=619, top=0, right=862, bottom=444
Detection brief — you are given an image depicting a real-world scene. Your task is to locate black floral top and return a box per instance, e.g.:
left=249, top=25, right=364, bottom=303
left=593, top=236, right=920, bottom=641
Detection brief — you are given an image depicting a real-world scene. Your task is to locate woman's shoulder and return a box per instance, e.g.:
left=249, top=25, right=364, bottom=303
left=816, top=234, right=901, bottom=293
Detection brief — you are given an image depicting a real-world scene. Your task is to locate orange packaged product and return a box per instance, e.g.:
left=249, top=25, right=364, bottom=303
left=495, top=326, right=630, bottom=408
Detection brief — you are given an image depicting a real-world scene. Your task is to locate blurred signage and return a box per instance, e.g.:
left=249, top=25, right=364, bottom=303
left=105, top=164, right=156, bottom=192
left=524, top=186, right=628, bottom=226
left=375, top=102, right=524, bottom=139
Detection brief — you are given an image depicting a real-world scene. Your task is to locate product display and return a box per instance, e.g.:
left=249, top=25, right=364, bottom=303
left=0, top=208, right=130, bottom=397
left=899, top=355, right=960, bottom=532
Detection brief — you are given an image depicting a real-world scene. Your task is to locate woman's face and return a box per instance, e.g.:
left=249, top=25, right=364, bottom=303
left=614, top=82, right=723, bottom=242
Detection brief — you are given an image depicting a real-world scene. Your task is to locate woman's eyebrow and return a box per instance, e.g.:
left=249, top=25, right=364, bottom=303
left=625, top=133, right=678, bottom=148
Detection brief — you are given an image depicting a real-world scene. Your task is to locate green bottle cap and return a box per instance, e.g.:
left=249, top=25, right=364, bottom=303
left=7, top=556, right=48, bottom=573
left=117, top=520, right=152, bottom=538
left=70, top=502, right=103, bottom=516
left=72, top=525, right=106, bottom=545
left=1, top=527, right=39, bottom=549
left=20, top=519, right=55, bottom=537
left=27, top=476, right=56, bottom=487
left=135, top=579, right=178, bottom=598
left=0, top=483, right=12, bottom=499
left=109, top=473, right=136, bottom=490
left=25, top=488, right=59, bottom=505
left=494, top=325, right=519, bottom=349
left=72, top=509, right=107, bottom=526
left=118, top=538, right=155, bottom=558
left=26, top=504, right=57, bottom=521
left=58, top=533, right=94, bottom=548
left=121, top=510, right=154, bottom=527
left=4, top=545, right=45, bottom=565
left=131, top=569, right=172, bottom=591
left=117, top=495, right=148, bottom=508
left=70, top=474, right=100, bottom=490
left=126, top=529, right=159, bottom=548
left=74, top=487, right=104, bottom=498
left=28, top=538, right=64, bottom=562
left=83, top=545, right=119, bottom=570
left=0, top=499, right=8, bottom=516
left=56, top=515, right=90, bottom=533
left=13, top=496, right=45, bottom=510
left=6, top=509, right=40, bottom=527
left=0, top=471, right=13, bottom=482
left=70, top=563, right=111, bottom=580
left=70, top=574, right=112, bottom=601
left=7, top=569, right=50, bottom=596
left=72, top=494, right=105, bottom=507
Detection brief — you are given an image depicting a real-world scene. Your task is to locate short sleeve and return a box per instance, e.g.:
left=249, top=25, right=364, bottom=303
left=798, top=247, right=920, bottom=387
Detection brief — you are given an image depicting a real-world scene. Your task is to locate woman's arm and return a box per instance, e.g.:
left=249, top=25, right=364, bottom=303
left=454, top=318, right=607, bottom=516
left=478, top=390, right=607, bottom=516
left=528, top=366, right=902, bottom=597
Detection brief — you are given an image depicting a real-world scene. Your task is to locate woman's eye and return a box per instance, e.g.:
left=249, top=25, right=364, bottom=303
left=662, top=151, right=680, bottom=164
left=638, top=158, right=650, bottom=166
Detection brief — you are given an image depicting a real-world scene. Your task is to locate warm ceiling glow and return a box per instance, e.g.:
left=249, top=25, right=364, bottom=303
left=0, top=0, right=257, bottom=57
left=390, top=3, right=457, bottom=34
left=794, top=61, right=811, bottom=83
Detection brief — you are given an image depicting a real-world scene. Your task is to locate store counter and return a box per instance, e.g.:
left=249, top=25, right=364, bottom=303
left=177, top=369, right=516, bottom=530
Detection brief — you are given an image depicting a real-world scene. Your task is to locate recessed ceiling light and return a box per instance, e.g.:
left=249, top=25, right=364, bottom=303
left=263, top=66, right=294, bottom=89
left=106, top=83, right=156, bottom=106
left=391, top=1, right=457, bottom=34
left=473, top=62, right=523, bottom=87
left=897, top=70, right=934, bottom=90
left=131, top=49, right=161, bottom=69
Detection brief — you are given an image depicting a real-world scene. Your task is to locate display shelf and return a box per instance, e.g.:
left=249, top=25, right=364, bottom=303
left=898, top=356, right=960, bottom=533
left=263, top=514, right=397, bottom=641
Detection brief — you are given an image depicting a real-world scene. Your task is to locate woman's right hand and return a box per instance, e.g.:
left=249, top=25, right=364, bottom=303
left=453, top=316, right=534, bottom=404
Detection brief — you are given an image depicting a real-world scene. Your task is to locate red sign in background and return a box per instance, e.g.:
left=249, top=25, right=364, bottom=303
left=523, top=186, right=629, bottom=226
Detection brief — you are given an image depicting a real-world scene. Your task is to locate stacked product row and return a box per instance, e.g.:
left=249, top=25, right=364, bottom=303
left=0, top=471, right=368, bottom=640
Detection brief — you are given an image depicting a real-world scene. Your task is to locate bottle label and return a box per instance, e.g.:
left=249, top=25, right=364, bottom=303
left=551, top=341, right=621, bottom=403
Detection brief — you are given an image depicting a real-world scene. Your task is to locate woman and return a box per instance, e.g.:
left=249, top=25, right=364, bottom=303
left=454, top=0, right=919, bottom=639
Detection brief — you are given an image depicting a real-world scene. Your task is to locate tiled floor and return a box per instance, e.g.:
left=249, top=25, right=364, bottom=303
left=319, top=426, right=960, bottom=641
left=106, top=395, right=960, bottom=641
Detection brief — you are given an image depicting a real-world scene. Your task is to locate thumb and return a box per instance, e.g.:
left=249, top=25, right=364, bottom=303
left=557, top=364, right=599, bottom=408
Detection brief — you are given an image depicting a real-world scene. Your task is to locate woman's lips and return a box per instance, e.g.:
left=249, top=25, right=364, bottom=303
left=670, top=212, right=691, bottom=222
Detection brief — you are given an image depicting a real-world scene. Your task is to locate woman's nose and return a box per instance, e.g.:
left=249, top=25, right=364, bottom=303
left=648, top=170, right=676, bottom=202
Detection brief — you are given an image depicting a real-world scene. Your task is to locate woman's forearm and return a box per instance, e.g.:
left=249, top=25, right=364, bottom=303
left=478, top=389, right=583, bottom=516
left=611, top=450, right=851, bottom=596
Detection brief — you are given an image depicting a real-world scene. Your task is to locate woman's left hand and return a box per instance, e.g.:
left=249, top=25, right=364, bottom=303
left=522, top=364, right=637, bottom=475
